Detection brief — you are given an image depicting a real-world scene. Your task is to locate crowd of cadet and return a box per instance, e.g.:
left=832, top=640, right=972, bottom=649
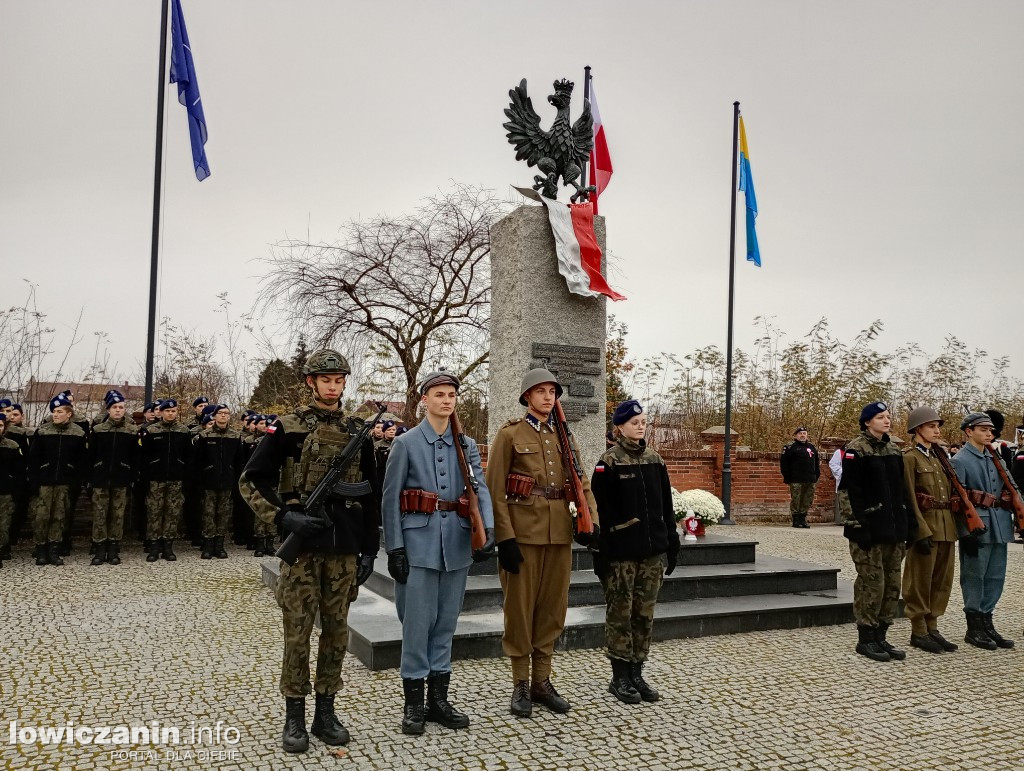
left=779, top=403, right=1024, bottom=660
left=0, top=391, right=319, bottom=569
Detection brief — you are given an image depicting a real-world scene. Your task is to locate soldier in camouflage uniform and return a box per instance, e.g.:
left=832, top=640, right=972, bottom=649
left=27, top=393, right=86, bottom=566
left=0, top=413, right=26, bottom=567
left=1, top=401, right=29, bottom=556
left=239, top=349, right=380, bottom=753
left=193, top=404, right=243, bottom=559
left=590, top=400, right=679, bottom=704
left=900, top=406, right=959, bottom=653
left=139, top=399, right=192, bottom=562
left=88, top=390, right=138, bottom=566
left=839, top=401, right=916, bottom=661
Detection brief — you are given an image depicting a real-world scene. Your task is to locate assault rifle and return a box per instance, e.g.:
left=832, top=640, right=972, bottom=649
left=932, top=444, right=987, bottom=538
left=275, top=403, right=387, bottom=566
left=449, top=411, right=488, bottom=552
left=553, top=400, right=595, bottom=537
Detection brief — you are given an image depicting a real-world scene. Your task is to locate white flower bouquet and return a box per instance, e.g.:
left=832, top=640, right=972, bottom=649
left=671, top=488, right=725, bottom=526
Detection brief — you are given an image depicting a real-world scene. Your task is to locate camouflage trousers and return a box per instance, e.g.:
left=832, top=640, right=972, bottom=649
left=849, top=541, right=906, bottom=626
left=146, top=481, right=184, bottom=540
left=275, top=552, right=358, bottom=698
left=253, top=516, right=274, bottom=538
left=201, top=490, right=233, bottom=538
left=31, top=485, right=72, bottom=544
left=789, top=482, right=815, bottom=515
left=0, top=494, right=12, bottom=547
left=91, top=487, right=128, bottom=541
left=604, top=555, right=665, bottom=662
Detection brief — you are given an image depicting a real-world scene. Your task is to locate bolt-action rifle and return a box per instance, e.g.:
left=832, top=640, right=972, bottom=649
left=932, top=444, right=987, bottom=538
left=449, top=411, right=487, bottom=552
left=553, top=399, right=594, bottom=537
left=275, top=403, right=387, bottom=566
left=984, top=445, right=1024, bottom=532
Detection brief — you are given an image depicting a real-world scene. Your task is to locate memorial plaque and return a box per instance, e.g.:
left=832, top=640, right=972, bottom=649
left=568, top=380, right=595, bottom=398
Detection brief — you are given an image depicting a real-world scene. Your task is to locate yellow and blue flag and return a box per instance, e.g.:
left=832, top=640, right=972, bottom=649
left=169, top=0, right=210, bottom=181
left=738, top=116, right=759, bottom=267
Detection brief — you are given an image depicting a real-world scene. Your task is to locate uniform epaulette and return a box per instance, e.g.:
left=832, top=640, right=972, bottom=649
left=502, top=418, right=523, bottom=428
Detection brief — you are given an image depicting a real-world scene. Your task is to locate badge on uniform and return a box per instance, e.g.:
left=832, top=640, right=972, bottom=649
left=266, top=425, right=277, bottom=434
left=844, top=451, right=856, bottom=459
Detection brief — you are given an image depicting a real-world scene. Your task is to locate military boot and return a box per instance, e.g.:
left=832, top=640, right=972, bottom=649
left=630, top=661, right=660, bottom=702
left=964, top=611, right=997, bottom=650
left=875, top=624, right=906, bottom=661
left=928, top=629, right=957, bottom=652
left=401, top=678, right=426, bottom=735
left=161, top=539, right=177, bottom=561
left=855, top=624, right=890, bottom=661
left=253, top=538, right=265, bottom=558
left=59, top=536, right=72, bottom=556
left=426, top=671, right=470, bottom=729
left=983, top=613, right=1014, bottom=649
left=265, top=535, right=276, bottom=555
left=607, top=659, right=641, bottom=704
left=799, top=513, right=811, bottom=529
left=910, top=632, right=943, bottom=654
left=310, top=692, right=350, bottom=745
left=281, top=697, right=309, bottom=753
left=34, top=544, right=47, bottom=566
left=200, top=538, right=213, bottom=560
left=791, top=514, right=800, bottom=528
left=0, top=543, right=11, bottom=560
left=146, top=539, right=162, bottom=562
left=214, top=536, right=228, bottom=559
left=91, top=541, right=107, bottom=566
left=509, top=679, right=532, bottom=718
left=107, top=540, right=121, bottom=566
left=532, top=677, right=571, bottom=713
left=46, top=541, right=64, bottom=566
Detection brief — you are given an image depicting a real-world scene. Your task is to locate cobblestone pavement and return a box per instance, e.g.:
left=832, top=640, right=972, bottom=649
left=2, top=527, right=1022, bottom=770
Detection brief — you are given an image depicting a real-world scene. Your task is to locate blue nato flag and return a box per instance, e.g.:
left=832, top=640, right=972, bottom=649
left=169, top=0, right=210, bottom=181
left=738, top=116, right=759, bottom=267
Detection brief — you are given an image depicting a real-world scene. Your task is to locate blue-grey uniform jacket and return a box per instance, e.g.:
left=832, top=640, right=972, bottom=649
left=382, top=420, right=494, bottom=572
left=951, top=442, right=1018, bottom=544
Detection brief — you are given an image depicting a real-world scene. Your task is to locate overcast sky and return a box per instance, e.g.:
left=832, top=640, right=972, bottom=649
left=2, top=1, right=1023, bottom=387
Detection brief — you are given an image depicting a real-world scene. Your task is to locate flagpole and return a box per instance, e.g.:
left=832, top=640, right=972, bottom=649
left=721, top=100, right=740, bottom=526
left=582, top=64, right=592, bottom=204
left=145, top=0, right=170, bottom=406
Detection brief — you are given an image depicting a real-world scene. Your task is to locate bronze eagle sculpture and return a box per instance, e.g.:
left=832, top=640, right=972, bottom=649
left=503, top=78, right=596, bottom=202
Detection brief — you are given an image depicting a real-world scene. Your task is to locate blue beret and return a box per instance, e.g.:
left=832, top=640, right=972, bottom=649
left=159, top=399, right=178, bottom=410
left=0, top=413, right=7, bottom=423
left=193, top=396, right=209, bottom=407
left=0, top=399, right=12, bottom=409
left=793, top=426, right=808, bottom=435
left=859, top=401, right=889, bottom=429
left=145, top=402, right=158, bottom=412
left=382, top=420, right=396, bottom=431
left=49, top=393, right=73, bottom=412
left=244, top=409, right=257, bottom=417
left=395, top=425, right=409, bottom=436
left=200, top=404, right=218, bottom=417
left=266, top=414, right=278, bottom=421
left=10, top=403, right=21, bottom=412
left=200, top=413, right=214, bottom=426
left=612, top=399, right=644, bottom=426
left=105, top=390, right=125, bottom=408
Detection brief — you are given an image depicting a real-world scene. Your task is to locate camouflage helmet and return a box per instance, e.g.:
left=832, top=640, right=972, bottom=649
left=906, top=406, right=942, bottom=433
left=302, top=349, right=351, bottom=376
left=518, top=368, right=563, bottom=406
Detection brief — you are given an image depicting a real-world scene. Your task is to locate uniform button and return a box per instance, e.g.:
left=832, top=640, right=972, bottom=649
left=549, top=461, right=554, bottom=465
left=441, top=512, right=447, bottom=518
left=440, top=484, right=447, bottom=490
left=439, top=470, right=446, bottom=476
left=437, top=442, right=444, bottom=449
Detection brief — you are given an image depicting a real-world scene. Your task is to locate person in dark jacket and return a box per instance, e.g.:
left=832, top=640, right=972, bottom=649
left=88, top=390, right=138, bottom=565
left=27, top=393, right=86, bottom=566
left=139, top=399, right=192, bottom=562
left=238, top=349, right=380, bottom=753
left=591, top=400, right=679, bottom=705
left=193, top=404, right=243, bottom=559
left=0, top=413, right=26, bottom=566
left=2, top=401, right=30, bottom=552
left=838, top=401, right=916, bottom=662
left=780, top=426, right=820, bottom=528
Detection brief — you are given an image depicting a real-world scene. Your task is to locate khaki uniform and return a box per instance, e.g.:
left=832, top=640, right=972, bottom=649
left=901, top=444, right=957, bottom=635
left=486, top=415, right=598, bottom=683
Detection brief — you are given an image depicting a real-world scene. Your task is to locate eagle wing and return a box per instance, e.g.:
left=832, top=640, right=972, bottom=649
left=570, top=97, right=595, bottom=171
left=503, top=79, right=552, bottom=168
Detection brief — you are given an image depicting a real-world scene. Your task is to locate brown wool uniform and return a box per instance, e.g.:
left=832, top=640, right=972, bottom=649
left=901, top=444, right=958, bottom=635
left=486, top=415, right=598, bottom=684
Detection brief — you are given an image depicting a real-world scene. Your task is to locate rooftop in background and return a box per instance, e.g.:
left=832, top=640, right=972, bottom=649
left=21, top=378, right=146, bottom=405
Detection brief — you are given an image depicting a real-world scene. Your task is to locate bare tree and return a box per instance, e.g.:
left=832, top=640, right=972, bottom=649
left=260, top=183, right=505, bottom=419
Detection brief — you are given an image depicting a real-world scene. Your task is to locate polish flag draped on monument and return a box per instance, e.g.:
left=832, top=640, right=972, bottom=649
left=588, top=80, right=612, bottom=214
left=536, top=195, right=625, bottom=301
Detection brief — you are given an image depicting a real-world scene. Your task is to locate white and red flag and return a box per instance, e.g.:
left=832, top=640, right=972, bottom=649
left=535, top=194, right=625, bottom=301
left=588, top=80, right=613, bottom=214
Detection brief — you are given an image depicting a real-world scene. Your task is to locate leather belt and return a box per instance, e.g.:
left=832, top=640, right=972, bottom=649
left=533, top=485, right=568, bottom=500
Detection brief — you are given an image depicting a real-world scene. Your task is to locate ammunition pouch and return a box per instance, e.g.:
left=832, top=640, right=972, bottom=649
left=400, top=488, right=471, bottom=519
left=505, top=473, right=536, bottom=498
left=964, top=488, right=1010, bottom=510
left=915, top=491, right=950, bottom=511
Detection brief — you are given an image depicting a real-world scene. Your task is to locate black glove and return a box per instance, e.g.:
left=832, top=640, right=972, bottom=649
left=914, top=537, right=932, bottom=556
left=356, top=554, right=375, bottom=586
left=573, top=522, right=601, bottom=548
left=666, top=549, right=678, bottom=576
left=851, top=528, right=872, bottom=552
left=280, top=507, right=329, bottom=538
left=960, top=536, right=980, bottom=558
left=592, top=549, right=608, bottom=582
left=387, top=548, right=409, bottom=584
left=497, top=539, right=524, bottom=574
left=472, top=528, right=496, bottom=563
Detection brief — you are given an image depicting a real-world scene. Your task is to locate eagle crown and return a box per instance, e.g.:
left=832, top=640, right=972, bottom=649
left=547, top=79, right=574, bottom=108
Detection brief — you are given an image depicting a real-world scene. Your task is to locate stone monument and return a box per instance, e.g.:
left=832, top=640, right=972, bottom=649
left=487, top=205, right=607, bottom=466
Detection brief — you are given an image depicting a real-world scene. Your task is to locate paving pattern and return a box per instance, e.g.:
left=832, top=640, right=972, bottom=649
left=2, top=525, right=1022, bottom=770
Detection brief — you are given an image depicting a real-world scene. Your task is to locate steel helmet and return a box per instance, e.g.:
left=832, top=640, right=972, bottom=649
left=906, top=406, right=943, bottom=433
left=518, top=368, right=562, bottom=406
